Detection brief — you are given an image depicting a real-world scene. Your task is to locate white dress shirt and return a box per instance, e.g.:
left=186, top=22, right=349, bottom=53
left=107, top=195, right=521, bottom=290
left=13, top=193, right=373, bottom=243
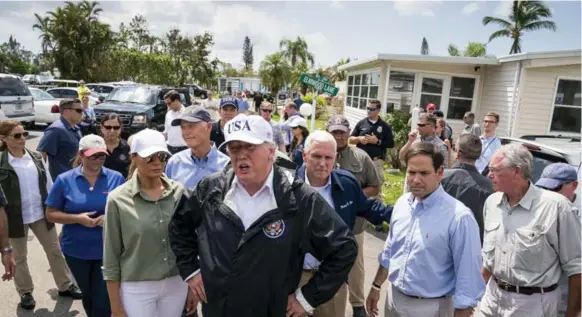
left=303, top=171, right=334, bottom=270
left=164, top=105, right=187, bottom=147
left=9, top=151, right=53, bottom=224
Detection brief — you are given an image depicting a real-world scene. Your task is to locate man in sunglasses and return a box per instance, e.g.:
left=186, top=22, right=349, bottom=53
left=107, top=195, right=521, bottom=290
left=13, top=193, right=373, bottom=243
left=399, top=113, right=449, bottom=167
left=37, top=98, right=83, bottom=181
left=259, top=102, right=286, bottom=153
left=169, top=114, right=357, bottom=317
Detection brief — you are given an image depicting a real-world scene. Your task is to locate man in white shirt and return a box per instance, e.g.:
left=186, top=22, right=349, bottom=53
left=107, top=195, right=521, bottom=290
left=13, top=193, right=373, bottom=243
left=475, top=112, right=502, bottom=174
left=163, top=90, right=188, bottom=154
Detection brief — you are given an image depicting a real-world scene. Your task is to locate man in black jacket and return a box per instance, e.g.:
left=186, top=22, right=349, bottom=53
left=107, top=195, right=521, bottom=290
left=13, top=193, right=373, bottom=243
left=169, top=114, right=358, bottom=317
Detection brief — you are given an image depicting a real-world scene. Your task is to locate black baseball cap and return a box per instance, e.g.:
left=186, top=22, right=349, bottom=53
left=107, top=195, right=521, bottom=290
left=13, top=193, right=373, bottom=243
left=171, top=106, right=212, bottom=126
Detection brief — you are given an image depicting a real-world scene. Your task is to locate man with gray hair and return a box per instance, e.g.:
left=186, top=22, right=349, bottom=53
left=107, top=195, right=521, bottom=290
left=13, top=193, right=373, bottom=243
left=297, top=130, right=393, bottom=317
left=479, top=143, right=581, bottom=317
left=441, top=134, right=493, bottom=243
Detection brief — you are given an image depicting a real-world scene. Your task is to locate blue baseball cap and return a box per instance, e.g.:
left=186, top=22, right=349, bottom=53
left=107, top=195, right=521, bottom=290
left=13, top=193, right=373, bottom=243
left=535, top=163, right=578, bottom=190
left=171, top=105, right=212, bottom=126
left=220, top=97, right=238, bottom=109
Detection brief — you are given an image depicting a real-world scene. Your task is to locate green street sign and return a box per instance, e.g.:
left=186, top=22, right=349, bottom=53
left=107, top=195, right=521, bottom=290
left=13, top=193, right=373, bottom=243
left=300, top=74, right=339, bottom=96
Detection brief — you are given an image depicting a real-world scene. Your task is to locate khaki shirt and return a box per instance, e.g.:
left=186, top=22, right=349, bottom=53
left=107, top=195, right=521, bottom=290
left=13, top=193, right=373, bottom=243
left=482, top=183, right=581, bottom=287
left=102, top=174, right=184, bottom=282
left=336, top=145, right=381, bottom=234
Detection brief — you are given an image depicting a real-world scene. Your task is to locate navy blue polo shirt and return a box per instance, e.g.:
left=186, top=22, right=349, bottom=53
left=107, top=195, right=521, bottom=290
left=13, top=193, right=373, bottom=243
left=45, top=166, right=125, bottom=260
left=37, top=117, right=82, bottom=180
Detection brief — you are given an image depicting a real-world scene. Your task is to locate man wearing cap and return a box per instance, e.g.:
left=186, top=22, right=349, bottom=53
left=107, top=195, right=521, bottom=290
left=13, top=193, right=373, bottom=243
left=165, top=106, right=230, bottom=193
left=169, top=114, right=358, bottom=317
left=37, top=99, right=83, bottom=180
left=210, top=97, right=239, bottom=155
left=426, top=103, right=436, bottom=114
left=164, top=90, right=188, bottom=154
left=259, top=102, right=286, bottom=153
left=479, top=144, right=581, bottom=317
left=280, top=101, right=303, bottom=152
left=536, top=163, right=580, bottom=317
left=327, top=114, right=382, bottom=317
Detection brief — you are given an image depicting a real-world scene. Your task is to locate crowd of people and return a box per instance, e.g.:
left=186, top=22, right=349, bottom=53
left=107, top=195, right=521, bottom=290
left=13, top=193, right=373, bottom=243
left=0, top=91, right=579, bottom=317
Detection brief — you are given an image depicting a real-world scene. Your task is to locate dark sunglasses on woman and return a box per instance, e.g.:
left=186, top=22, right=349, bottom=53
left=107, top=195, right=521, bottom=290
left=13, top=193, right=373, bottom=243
left=103, top=125, right=121, bottom=131
left=10, top=131, right=29, bottom=139
left=144, top=152, right=171, bottom=164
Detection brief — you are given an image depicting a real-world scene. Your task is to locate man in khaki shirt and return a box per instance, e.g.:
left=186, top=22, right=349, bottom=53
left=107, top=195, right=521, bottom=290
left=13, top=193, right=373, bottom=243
left=327, top=114, right=382, bottom=317
left=479, top=143, right=581, bottom=317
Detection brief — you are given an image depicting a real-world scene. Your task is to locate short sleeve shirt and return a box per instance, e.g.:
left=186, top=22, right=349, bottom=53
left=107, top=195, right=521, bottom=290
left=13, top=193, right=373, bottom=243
left=45, top=166, right=125, bottom=260
left=104, top=139, right=131, bottom=179
left=37, top=117, right=82, bottom=180
left=165, top=106, right=187, bottom=147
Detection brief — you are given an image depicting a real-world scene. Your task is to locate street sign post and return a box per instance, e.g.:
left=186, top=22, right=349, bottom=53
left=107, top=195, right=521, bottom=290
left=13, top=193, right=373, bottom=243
left=299, top=74, right=339, bottom=130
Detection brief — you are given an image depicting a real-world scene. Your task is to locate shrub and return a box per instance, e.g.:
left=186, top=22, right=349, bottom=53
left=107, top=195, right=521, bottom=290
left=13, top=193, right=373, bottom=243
left=384, top=110, right=411, bottom=170
left=301, top=94, right=327, bottom=119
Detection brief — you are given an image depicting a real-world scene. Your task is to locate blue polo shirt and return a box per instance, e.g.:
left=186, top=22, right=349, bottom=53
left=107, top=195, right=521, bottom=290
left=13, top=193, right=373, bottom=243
left=37, top=117, right=82, bottom=180
left=165, top=144, right=230, bottom=191
left=45, top=166, right=125, bottom=260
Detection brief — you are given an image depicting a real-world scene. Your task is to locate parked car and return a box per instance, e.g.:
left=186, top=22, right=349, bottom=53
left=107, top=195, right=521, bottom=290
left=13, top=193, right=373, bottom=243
left=91, top=85, right=192, bottom=138
left=0, top=73, right=35, bottom=128
left=29, top=87, right=60, bottom=125
left=185, top=84, right=208, bottom=99
left=22, top=74, right=37, bottom=84
left=46, top=87, right=101, bottom=106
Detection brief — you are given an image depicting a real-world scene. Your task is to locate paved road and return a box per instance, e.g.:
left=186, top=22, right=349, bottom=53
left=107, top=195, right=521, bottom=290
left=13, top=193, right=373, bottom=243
left=1, top=127, right=481, bottom=317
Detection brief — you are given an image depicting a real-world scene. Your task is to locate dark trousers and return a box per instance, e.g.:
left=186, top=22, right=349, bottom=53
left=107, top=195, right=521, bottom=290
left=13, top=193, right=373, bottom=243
left=64, top=255, right=111, bottom=317
left=168, top=145, right=188, bottom=155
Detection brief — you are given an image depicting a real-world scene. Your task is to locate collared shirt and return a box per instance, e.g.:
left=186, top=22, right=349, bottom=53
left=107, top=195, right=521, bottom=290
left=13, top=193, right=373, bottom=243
left=351, top=117, right=394, bottom=159
left=267, top=120, right=285, bottom=147
left=462, top=123, right=482, bottom=137
left=303, top=172, right=334, bottom=270
left=103, top=139, right=131, bottom=179
left=416, top=136, right=449, bottom=167
left=482, top=183, right=582, bottom=287
left=475, top=136, right=501, bottom=173
left=165, top=144, right=230, bottom=191
left=45, top=166, right=125, bottom=260
left=8, top=151, right=53, bottom=224
left=280, top=113, right=301, bottom=145
left=442, top=163, right=493, bottom=243
left=165, top=105, right=187, bottom=147
left=37, top=117, right=82, bottom=180
left=379, top=185, right=485, bottom=309
left=80, top=107, right=96, bottom=127
left=237, top=98, right=249, bottom=112
left=102, top=174, right=184, bottom=281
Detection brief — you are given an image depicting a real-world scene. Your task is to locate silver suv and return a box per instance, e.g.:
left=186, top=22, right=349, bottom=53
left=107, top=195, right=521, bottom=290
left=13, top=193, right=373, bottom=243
left=0, top=74, right=35, bottom=127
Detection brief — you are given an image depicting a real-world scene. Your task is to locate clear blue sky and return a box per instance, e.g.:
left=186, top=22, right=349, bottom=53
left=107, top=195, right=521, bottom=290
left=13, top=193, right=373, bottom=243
left=0, top=1, right=579, bottom=69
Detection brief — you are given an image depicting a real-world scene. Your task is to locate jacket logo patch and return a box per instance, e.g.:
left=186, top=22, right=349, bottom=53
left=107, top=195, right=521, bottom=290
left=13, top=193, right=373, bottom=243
left=340, top=201, right=353, bottom=209
left=377, top=126, right=382, bottom=133
left=263, top=220, right=285, bottom=239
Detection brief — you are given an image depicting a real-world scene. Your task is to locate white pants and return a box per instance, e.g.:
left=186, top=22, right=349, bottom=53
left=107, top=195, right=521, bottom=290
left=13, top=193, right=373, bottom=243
left=479, top=278, right=560, bottom=317
left=121, top=275, right=188, bottom=317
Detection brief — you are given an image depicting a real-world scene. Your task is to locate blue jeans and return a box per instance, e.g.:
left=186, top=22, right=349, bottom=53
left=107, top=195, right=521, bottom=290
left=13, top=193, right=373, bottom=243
left=64, top=255, right=111, bottom=317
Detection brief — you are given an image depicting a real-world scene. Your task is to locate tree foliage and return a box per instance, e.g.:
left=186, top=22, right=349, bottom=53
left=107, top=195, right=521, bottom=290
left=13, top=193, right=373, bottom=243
left=482, top=0, right=556, bottom=54
left=242, top=36, right=254, bottom=71
left=447, top=42, right=488, bottom=57
left=280, top=36, right=314, bottom=67
left=421, top=37, right=430, bottom=55
left=0, top=36, right=37, bottom=74
left=259, top=53, right=291, bottom=95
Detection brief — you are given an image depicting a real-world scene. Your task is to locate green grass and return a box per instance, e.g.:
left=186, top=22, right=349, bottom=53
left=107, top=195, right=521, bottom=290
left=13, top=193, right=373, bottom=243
left=271, top=112, right=328, bottom=131
left=382, top=169, right=405, bottom=206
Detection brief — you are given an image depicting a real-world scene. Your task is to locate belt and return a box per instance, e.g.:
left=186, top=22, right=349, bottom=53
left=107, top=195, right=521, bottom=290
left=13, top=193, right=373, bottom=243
left=396, top=288, right=446, bottom=300
left=494, top=277, right=558, bottom=295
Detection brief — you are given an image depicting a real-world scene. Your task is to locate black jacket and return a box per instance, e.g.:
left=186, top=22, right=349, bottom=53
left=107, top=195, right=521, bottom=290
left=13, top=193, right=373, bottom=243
left=169, top=165, right=358, bottom=317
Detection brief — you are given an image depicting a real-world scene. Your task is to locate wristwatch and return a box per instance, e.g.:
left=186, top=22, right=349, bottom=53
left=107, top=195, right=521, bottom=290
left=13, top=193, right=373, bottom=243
left=0, top=247, right=12, bottom=254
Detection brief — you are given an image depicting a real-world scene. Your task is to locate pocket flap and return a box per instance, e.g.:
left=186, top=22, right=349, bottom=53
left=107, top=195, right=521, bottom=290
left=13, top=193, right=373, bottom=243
left=484, top=221, right=500, bottom=232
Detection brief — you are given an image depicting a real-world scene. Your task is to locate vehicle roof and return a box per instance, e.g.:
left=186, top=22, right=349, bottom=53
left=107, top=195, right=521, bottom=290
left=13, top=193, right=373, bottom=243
left=500, top=136, right=581, bottom=166
left=47, top=87, right=78, bottom=90
left=0, top=73, right=20, bottom=79
left=113, top=84, right=188, bottom=90
left=47, top=79, right=79, bottom=83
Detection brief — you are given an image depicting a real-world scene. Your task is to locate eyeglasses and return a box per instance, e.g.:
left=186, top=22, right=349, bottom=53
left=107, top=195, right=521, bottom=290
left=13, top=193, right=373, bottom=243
left=144, top=152, right=171, bottom=164
left=10, top=131, right=29, bottom=139
left=103, top=125, right=121, bottom=131
left=367, top=107, right=378, bottom=112
left=88, top=153, right=106, bottom=160
left=417, top=123, right=427, bottom=127
left=483, top=120, right=497, bottom=124
left=488, top=166, right=515, bottom=174
left=261, top=109, right=273, bottom=113
left=66, top=108, right=83, bottom=114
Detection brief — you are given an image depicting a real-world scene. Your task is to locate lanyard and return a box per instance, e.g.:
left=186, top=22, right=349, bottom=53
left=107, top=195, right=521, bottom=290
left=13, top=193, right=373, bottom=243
left=481, top=137, right=498, bottom=154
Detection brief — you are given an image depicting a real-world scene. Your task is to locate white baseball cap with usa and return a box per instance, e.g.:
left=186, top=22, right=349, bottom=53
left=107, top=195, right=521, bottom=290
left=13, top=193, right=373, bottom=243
left=219, top=114, right=274, bottom=149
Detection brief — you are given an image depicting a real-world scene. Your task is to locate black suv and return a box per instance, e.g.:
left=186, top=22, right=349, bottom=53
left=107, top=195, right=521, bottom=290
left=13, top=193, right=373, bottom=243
left=184, top=84, right=208, bottom=99
left=91, top=85, right=192, bottom=138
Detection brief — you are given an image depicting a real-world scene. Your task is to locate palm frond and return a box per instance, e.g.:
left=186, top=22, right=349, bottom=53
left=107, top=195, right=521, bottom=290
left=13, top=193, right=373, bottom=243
left=482, top=16, right=512, bottom=28
left=522, top=20, right=556, bottom=32
left=487, top=29, right=511, bottom=43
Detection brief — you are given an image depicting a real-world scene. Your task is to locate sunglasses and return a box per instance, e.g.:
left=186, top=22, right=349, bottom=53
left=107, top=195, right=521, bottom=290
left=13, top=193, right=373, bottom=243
left=10, top=131, right=29, bottom=139
left=143, top=152, right=171, bottom=164
left=367, top=107, right=378, bottom=111
left=103, top=125, right=121, bottom=131
left=66, top=108, right=83, bottom=114
left=88, top=153, right=107, bottom=160
left=417, top=123, right=427, bottom=127
left=261, top=109, right=273, bottom=113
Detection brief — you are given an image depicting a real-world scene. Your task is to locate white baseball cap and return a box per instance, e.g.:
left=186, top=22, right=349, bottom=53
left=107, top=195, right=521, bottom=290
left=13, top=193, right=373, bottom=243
left=219, top=114, right=274, bottom=149
left=79, top=134, right=108, bottom=157
left=130, top=129, right=171, bottom=158
left=288, top=116, right=308, bottom=129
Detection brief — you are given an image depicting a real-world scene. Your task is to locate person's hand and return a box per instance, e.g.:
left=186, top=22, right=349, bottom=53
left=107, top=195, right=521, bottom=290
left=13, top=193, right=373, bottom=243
left=1, top=253, right=16, bottom=281
left=366, top=134, right=379, bottom=144
left=185, top=287, right=199, bottom=316
left=408, top=130, right=418, bottom=142
left=366, top=288, right=380, bottom=316
left=453, top=308, right=474, bottom=317
left=95, top=215, right=104, bottom=227
left=76, top=211, right=98, bottom=228
left=187, top=273, right=207, bottom=304
left=359, top=136, right=369, bottom=144
left=286, top=294, right=307, bottom=317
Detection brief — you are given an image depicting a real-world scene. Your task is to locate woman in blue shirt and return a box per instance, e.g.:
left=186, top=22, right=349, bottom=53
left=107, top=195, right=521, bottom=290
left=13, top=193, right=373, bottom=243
left=45, top=134, right=125, bottom=317
left=288, top=116, right=309, bottom=167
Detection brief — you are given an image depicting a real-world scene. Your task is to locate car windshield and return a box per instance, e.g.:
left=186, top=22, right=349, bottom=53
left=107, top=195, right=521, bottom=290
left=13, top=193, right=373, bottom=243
left=30, top=89, right=54, bottom=100
left=106, top=86, right=154, bottom=104
left=0, top=77, right=30, bottom=96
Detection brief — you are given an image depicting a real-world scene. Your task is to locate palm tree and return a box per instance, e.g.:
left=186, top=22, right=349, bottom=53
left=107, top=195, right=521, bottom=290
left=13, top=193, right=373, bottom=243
left=330, top=57, right=351, bottom=82
left=482, top=0, right=556, bottom=54
left=259, top=53, right=291, bottom=95
left=420, top=37, right=429, bottom=55
left=279, top=36, right=314, bottom=67
left=447, top=42, right=488, bottom=57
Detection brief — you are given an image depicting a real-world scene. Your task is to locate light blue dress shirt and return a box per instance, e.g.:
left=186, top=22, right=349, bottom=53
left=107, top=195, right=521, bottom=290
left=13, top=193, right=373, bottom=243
left=475, top=136, right=501, bottom=173
left=379, top=185, right=485, bottom=309
left=303, top=172, right=334, bottom=270
left=237, top=98, right=249, bottom=112
left=165, top=144, right=230, bottom=190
